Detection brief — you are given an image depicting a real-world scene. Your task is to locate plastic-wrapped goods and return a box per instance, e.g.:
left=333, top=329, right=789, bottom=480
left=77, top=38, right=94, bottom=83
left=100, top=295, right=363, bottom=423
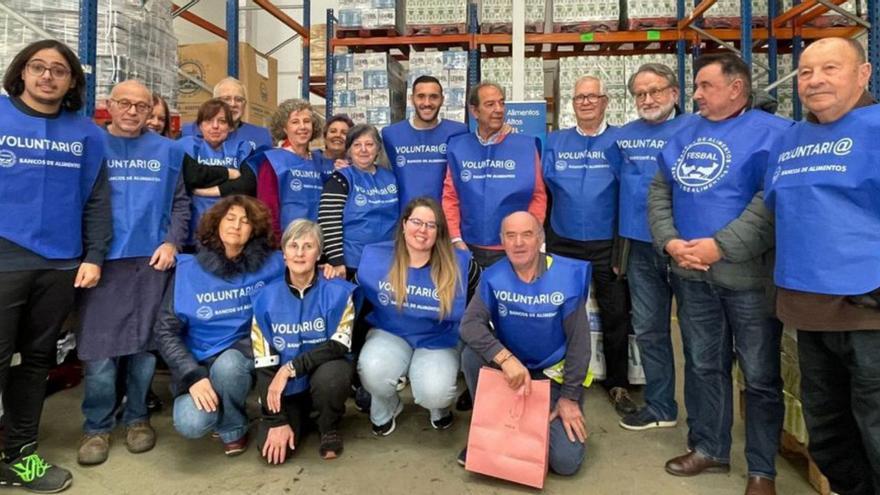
left=0, top=0, right=179, bottom=108
left=480, top=57, right=545, bottom=102
left=405, top=0, right=468, bottom=34
left=702, top=0, right=780, bottom=28
left=338, top=0, right=406, bottom=33
left=556, top=54, right=692, bottom=127
left=625, top=0, right=678, bottom=29
left=405, top=50, right=469, bottom=123
left=553, top=0, right=621, bottom=32
left=332, top=52, right=406, bottom=130
left=752, top=53, right=795, bottom=119
left=480, top=0, right=546, bottom=33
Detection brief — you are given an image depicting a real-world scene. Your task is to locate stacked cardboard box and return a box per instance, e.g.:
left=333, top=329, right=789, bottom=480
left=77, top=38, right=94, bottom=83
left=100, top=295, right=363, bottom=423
left=625, top=0, right=679, bottom=29
left=406, top=51, right=469, bottom=123
left=553, top=0, right=621, bottom=32
left=703, top=0, right=778, bottom=27
left=406, top=0, right=468, bottom=34
left=332, top=52, right=406, bottom=130
left=0, top=0, right=178, bottom=107
left=177, top=42, right=278, bottom=127
left=480, top=0, right=547, bottom=33
left=338, top=0, right=405, bottom=33
left=557, top=54, right=692, bottom=128
left=480, top=57, right=545, bottom=102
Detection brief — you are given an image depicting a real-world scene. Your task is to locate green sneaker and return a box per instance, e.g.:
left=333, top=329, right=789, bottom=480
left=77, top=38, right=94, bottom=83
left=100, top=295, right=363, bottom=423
left=0, top=443, right=72, bottom=493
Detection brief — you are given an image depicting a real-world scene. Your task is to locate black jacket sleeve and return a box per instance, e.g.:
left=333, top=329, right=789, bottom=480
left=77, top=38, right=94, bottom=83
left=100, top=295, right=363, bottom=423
left=218, top=161, right=256, bottom=196
left=182, top=154, right=231, bottom=192
left=153, top=275, right=208, bottom=394
left=81, top=164, right=113, bottom=265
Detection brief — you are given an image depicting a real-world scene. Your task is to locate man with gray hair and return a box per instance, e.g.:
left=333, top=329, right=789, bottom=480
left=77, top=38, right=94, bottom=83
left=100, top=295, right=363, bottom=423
left=442, top=82, right=546, bottom=268
left=543, top=75, right=636, bottom=417
left=613, top=64, right=697, bottom=432
left=458, top=211, right=591, bottom=475
left=76, top=79, right=190, bottom=466
left=181, top=76, right=273, bottom=149
left=648, top=52, right=792, bottom=494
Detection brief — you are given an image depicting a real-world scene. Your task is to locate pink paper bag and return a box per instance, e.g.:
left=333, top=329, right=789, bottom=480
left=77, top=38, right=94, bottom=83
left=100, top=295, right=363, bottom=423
left=466, top=367, right=551, bottom=489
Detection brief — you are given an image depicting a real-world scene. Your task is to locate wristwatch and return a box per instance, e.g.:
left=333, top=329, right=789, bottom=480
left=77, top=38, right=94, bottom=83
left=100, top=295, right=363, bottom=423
left=286, top=361, right=297, bottom=378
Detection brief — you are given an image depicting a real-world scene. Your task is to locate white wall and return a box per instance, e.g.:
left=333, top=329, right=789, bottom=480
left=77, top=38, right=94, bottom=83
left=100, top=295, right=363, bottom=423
left=172, top=0, right=337, bottom=105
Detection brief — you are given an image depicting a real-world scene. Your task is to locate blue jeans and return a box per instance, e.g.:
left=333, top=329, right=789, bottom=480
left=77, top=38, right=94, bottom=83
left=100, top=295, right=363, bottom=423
left=461, top=346, right=586, bottom=476
left=82, top=352, right=156, bottom=434
left=798, top=330, right=880, bottom=495
left=671, top=276, right=783, bottom=478
left=627, top=240, right=678, bottom=421
left=358, top=328, right=459, bottom=424
left=172, top=348, right=253, bottom=444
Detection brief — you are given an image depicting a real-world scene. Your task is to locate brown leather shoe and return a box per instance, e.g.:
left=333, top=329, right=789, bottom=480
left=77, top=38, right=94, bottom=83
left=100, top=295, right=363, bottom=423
left=745, top=476, right=776, bottom=495
left=223, top=432, right=249, bottom=457
left=665, top=451, right=731, bottom=476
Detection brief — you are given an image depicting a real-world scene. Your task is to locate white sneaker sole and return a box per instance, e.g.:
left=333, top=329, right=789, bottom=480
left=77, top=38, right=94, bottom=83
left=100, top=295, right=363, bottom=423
left=619, top=419, right=677, bottom=431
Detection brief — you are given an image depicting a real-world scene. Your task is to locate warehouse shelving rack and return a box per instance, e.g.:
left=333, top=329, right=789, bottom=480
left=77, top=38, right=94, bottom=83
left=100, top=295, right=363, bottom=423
left=320, top=0, right=878, bottom=122
left=2, top=0, right=315, bottom=117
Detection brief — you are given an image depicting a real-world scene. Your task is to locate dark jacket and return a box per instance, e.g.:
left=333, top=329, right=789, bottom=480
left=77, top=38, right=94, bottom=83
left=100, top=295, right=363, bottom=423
left=153, top=238, right=273, bottom=396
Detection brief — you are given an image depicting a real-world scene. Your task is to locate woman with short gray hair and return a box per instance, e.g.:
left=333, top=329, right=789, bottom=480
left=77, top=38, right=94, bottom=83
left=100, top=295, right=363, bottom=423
left=317, top=124, right=399, bottom=280
left=251, top=218, right=358, bottom=462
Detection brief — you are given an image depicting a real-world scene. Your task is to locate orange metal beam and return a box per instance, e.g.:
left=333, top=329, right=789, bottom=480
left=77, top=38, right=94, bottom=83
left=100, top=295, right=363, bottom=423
left=678, top=0, right=718, bottom=30
left=252, top=0, right=309, bottom=41
left=773, top=0, right=819, bottom=27
left=796, top=0, right=849, bottom=26
left=332, top=33, right=470, bottom=48
left=172, top=3, right=227, bottom=39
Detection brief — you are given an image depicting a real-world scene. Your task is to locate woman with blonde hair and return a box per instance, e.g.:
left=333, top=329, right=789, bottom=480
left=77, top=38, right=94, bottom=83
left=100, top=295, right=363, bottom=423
left=356, top=197, right=480, bottom=435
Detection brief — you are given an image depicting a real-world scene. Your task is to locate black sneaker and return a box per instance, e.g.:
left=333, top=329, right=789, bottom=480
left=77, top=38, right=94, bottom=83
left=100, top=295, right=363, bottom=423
left=619, top=407, right=677, bottom=431
left=0, top=443, right=72, bottom=493
left=429, top=412, right=454, bottom=431
left=456, top=447, right=467, bottom=467
left=371, top=401, right=403, bottom=437
left=354, top=386, right=371, bottom=413
left=608, top=387, right=638, bottom=417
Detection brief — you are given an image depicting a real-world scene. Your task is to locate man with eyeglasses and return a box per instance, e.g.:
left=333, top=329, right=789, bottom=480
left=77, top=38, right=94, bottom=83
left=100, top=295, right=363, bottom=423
left=181, top=77, right=273, bottom=150
left=75, top=80, right=191, bottom=467
left=382, top=75, right=469, bottom=210
left=543, top=75, right=637, bottom=417
left=442, top=82, right=546, bottom=269
left=0, top=40, right=111, bottom=493
left=612, top=64, right=697, bottom=432
left=647, top=52, right=792, bottom=495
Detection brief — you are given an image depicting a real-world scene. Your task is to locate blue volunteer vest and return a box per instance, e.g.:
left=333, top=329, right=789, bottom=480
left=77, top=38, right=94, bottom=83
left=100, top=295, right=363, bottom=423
left=358, top=241, right=471, bottom=349
left=311, top=149, right=337, bottom=181
left=338, top=166, right=399, bottom=268
left=104, top=130, right=184, bottom=259
left=0, top=96, right=105, bottom=259
left=658, top=110, right=792, bottom=239
left=382, top=119, right=469, bottom=209
left=178, top=135, right=254, bottom=243
left=174, top=252, right=284, bottom=362
left=616, top=114, right=698, bottom=242
left=480, top=255, right=591, bottom=370
left=181, top=121, right=274, bottom=151
left=264, top=149, right=324, bottom=226
left=251, top=275, right=356, bottom=395
left=543, top=127, right=622, bottom=241
left=765, top=104, right=880, bottom=295
left=447, top=133, right=539, bottom=245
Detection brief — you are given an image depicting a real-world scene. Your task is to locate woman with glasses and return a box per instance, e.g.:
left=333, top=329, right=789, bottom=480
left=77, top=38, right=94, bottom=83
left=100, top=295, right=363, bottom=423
left=317, top=124, right=399, bottom=280
left=355, top=198, right=480, bottom=435
left=178, top=98, right=257, bottom=247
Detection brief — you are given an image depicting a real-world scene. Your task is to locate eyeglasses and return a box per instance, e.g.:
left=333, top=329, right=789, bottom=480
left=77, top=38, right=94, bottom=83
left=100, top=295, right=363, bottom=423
left=634, top=85, right=672, bottom=102
left=407, top=218, right=438, bottom=231
left=219, top=96, right=246, bottom=104
left=110, top=99, right=152, bottom=114
left=573, top=93, right=607, bottom=104
left=26, top=61, right=71, bottom=79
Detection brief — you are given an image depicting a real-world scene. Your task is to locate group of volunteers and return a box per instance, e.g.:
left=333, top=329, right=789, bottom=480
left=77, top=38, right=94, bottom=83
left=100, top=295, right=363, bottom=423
left=0, top=34, right=875, bottom=495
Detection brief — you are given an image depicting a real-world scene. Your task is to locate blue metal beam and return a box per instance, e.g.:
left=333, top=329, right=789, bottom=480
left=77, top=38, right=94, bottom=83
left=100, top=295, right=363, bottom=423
left=78, top=0, right=98, bottom=116
left=677, top=0, right=687, bottom=109
left=870, top=0, right=879, bottom=99
left=467, top=1, right=479, bottom=127
left=768, top=0, right=778, bottom=97
left=227, top=0, right=239, bottom=78
left=325, top=8, right=335, bottom=122
left=791, top=0, right=803, bottom=120
left=301, top=0, right=310, bottom=100
left=741, top=0, right=752, bottom=65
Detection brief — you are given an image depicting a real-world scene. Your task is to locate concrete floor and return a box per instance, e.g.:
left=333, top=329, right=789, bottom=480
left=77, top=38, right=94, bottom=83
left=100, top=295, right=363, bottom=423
left=36, top=327, right=814, bottom=495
